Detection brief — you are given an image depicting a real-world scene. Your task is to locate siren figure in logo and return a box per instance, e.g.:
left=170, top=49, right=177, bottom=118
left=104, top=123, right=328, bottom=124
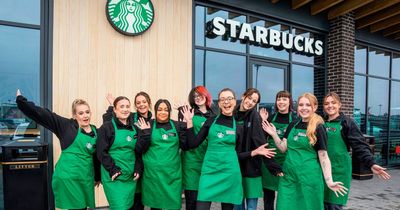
left=108, top=0, right=154, bottom=34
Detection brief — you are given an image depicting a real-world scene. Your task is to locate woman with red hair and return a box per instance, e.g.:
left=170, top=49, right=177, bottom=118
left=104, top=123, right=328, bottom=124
left=182, top=86, right=216, bottom=210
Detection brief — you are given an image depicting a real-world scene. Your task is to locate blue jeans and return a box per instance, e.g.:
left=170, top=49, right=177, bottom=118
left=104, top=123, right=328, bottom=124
left=234, top=198, right=258, bottom=210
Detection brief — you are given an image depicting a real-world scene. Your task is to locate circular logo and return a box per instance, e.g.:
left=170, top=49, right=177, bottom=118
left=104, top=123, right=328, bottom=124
left=106, top=0, right=154, bottom=36
left=162, top=134, right=168, bottom=140
left=217, top=132, right=224, bottom=139
left=126, top=136, right=133, bottom=142
left=86, top=142, right=93, bottom=149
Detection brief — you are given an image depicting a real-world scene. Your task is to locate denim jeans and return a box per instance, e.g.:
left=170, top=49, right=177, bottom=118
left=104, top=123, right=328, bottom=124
left=234, top=198, right=258, bottom=210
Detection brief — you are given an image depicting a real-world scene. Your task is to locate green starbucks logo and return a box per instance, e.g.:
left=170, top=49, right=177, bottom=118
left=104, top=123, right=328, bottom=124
left=106, top=0, right=154, bottom=35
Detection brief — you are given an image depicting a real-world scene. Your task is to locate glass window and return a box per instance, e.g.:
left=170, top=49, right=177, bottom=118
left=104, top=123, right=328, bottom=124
left=367, top=78, right=389, bottom=165
left=204, top=51, right=246, bottom=99
left=368, top=48, right=390, bottom=77
left=204, top=7, right=246, bottom=53
left=194, top=49, right=205, bottom=86
left=0, top=0, right=40, bottom=25
left=195, top=6, right=205, bottom=47
left=392, top=53, right=400, bottom=80
left=291, top=65, right=314, bottom=104
left=291, top=28, right=315, bottom=65
left=249, top=18, right=289, bottom=60
left=354, top=75, right=366, bottom=131
left=355, top=45, right=367, bottom=74
left=0, top=25, right=40, bottom=142
left=389, top=81, right=400, bottom=165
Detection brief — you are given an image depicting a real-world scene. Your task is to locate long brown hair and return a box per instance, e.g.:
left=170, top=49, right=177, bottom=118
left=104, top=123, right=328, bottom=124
left=298, top=93, right=324, bottom=145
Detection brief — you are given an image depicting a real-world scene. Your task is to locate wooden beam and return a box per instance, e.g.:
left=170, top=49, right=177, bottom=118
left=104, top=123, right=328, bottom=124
left=354, top=0, right=400, bottom=20
left=328, top=0, right=373, bottom=20
left=356, top=4, right=400, bottom=29
left=370, top=14, right=400, bottom=33
left=311, top=0, right=343, bottom=15
left=271, top=0, right=280, bottom=3
left=292, top=0, right=312, bottom=10
left=394, top=33, right=400, bottom=40
left=383, top=24, right=400, bottom=37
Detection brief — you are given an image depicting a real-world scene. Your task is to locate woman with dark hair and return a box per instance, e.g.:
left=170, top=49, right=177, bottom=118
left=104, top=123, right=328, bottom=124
left=322, top=92, right=390, bottom=210
left=263, top=93, right=347, bottom=210
left=97, top=96, right=143, bottom=210
left=16, top=89, right=100, bottom=210
left=259, top=90, right=297, bottom=210
left=234, top=88, right=282, bottom=210
left=137, top=99, right=188, bottom=210
left=102, top=91, right=153, bottom=210
left=181, top=86, right=216, bottom=210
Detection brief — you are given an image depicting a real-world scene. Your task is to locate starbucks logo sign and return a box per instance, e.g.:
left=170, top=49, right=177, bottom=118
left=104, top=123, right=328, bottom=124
left=106, top=0, right=154, bottom=35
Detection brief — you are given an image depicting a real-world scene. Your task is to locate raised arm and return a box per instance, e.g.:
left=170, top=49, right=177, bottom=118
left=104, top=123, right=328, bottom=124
left=262, top=120, right=287, bottom=153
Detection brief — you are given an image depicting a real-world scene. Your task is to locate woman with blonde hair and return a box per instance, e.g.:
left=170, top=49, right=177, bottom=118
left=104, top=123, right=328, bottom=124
left=322, top=92, right=390, bottom=210
left=262, top=92, right=347, bottom=210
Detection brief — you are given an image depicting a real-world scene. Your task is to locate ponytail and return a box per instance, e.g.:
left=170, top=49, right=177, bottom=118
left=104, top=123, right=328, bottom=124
left=306, top=113, right=324, bottom=145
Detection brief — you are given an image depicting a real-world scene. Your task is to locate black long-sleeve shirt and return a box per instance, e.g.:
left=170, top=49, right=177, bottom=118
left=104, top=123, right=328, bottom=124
left=97, top=117, right=144, bottom=177
left=102, top=106, right=152, bottom=124
left=326, top=112, right=375, bottom=168
left=283, top=120, right=328, bottom=151
left=16, top=95, right=101, bottom=181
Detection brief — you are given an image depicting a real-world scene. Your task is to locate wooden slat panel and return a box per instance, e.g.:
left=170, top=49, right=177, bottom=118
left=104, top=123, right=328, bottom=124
left=383, top=24, right=400, bottom=37
left=311, top=0, right=343, bottom=15
left=53, top=0, right=192, bottom=207
left=328, top=0, right=373, bottom=20
left=370, top=14, right=400, bottom=32
left=356, top=4, right=400, bottom=29
left=292, top=0, right=312, bottom=10
left=354, top=0, right=400, bottom=20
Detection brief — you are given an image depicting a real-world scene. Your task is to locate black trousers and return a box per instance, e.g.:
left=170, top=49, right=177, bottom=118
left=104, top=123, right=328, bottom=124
left=185, top=190, right=198, bottom=210
left=196, top=201, right=233, bottom=210
left=324, top=202, right=343, bottom=210
left=132, top=193, right=144, bottom=210
left=263, top=188, right=276, bottom=210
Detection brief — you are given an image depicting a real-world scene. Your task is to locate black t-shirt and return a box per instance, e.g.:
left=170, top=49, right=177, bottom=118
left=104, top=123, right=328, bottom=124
left=283, top=121, right=327, bottom=151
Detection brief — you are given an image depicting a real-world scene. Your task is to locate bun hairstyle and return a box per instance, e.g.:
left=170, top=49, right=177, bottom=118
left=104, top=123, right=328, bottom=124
left=113, top=96, right=130, bottom=107
left=135, top=91, right=152, bottom=110
left=275, top=90, right=293, bottom=112
left=188, top=86, right=213, bottom=108
left=72, top=99, right=90, bottom=115
left=298, top=93, right=324, bottom=145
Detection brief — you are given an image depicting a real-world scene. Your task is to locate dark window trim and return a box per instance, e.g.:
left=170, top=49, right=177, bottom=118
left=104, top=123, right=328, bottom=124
left=0, top=20, right=40, bottom=29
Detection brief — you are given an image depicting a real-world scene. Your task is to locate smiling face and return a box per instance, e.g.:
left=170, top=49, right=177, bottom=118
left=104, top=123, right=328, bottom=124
left=114, top=99, right=131, bottom=121
left=276, top=96, right=290, bottom=114
left=240, top=92, right=259, bottom=111
left=135, top=95, right=149, bottom=116
left=218, top=90, right=236, bottom=116
left=297, top=97, right=317, bottom=122
left=324, top=96, right=341, bottom=119
left=193, top=92, right=207, bottom=107
left=74, top=104, right=91, bottom=128
left=156, top=102, right=169, bottom=123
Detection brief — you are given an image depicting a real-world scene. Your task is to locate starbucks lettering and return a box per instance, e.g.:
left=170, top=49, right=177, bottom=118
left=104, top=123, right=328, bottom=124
left=206, top=17, right=323, bottom=56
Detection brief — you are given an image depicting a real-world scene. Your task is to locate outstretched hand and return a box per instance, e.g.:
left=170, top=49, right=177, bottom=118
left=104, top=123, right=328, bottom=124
left=371, top=164, right=391, bottom=180
left=327, top=181, right=348, bottom=197
left=262, top=120, right=277, bottom=136
left=180, top=105, right=194, bottom=122
left=136, top=118, right=150, bottom=130
left=16, top=89, right=21, bottom=97
left=106, top=93, right=115, bottom=106
left=259, top=108, right=269, bottom=122
left=252, top=143, right=276, bottom=158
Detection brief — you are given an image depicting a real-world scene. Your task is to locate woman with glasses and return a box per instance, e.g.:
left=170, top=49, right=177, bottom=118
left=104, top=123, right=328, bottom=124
left=181, top=86, right=216, bottom=210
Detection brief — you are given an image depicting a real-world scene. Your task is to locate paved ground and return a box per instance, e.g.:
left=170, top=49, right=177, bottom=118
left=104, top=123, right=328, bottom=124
left=97, top=168, right=400, bottom=210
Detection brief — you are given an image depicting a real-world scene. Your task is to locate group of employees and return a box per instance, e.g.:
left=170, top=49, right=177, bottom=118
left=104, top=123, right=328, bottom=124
left=15, top=86, right=390, bottom=210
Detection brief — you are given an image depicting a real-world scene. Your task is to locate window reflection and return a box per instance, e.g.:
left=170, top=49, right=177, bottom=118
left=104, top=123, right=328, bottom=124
left=355, top=45, right=367, bottom=74
left=368, top=47, right=390, bottom=77
left=195, top=49, right=205, bottom=86
left=204, top=51, right=246, bottom=99
left=0, top=25, right=40, bottom=142
left=195, top=6, right=205, bottom=47
left=249, top=17, right=289, bottom=60
left=354, top=75, right=366, bottom=131
left=367, top=78, right=389, bottom=165
left=204, top=7, right=246, bottom=52
left=390, top=81, right=400, bottom=165
left=0, top=0, right=40, bottom=25
left=291, top=65, right=314, bottom=105
left=392, top=53, right=400, bottom=80
left=291, top=28, right=315, bottom=65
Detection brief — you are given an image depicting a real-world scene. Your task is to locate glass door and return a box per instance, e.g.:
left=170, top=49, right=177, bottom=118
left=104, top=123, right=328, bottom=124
left=250, top=60, right=288, bottom=113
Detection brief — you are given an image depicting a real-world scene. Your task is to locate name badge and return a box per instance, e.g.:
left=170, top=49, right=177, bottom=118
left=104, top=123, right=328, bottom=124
left=226, top=130, right=235, bottom=135
left=168, top=132, right=177, bottom=137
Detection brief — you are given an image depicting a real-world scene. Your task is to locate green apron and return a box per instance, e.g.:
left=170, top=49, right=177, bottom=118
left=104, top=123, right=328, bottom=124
left=52, top=125, right=97, bottom=209
left=197, top=115, right=243, bottom=204
left=182, top=115, right=208, bottom=190
left=142, top=120, right=182, bottom=209
left=262, top=113, right=291, bottom=191
left=276, top=121, right=324, bottom=210
left=324, top=121, right=351, bottom=205
left=133, top=113, right=142, bottom=193
left=101, top=119, right=137, bottom=210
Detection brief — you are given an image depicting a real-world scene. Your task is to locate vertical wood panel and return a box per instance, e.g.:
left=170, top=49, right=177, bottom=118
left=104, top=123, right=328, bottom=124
left=53, top=0, right=192, bottom=207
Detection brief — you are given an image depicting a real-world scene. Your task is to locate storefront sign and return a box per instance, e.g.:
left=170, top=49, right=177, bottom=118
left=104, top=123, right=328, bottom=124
left=206, top=17, right=324, bottom=56
left=106, top=0, right=154, bottom=36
